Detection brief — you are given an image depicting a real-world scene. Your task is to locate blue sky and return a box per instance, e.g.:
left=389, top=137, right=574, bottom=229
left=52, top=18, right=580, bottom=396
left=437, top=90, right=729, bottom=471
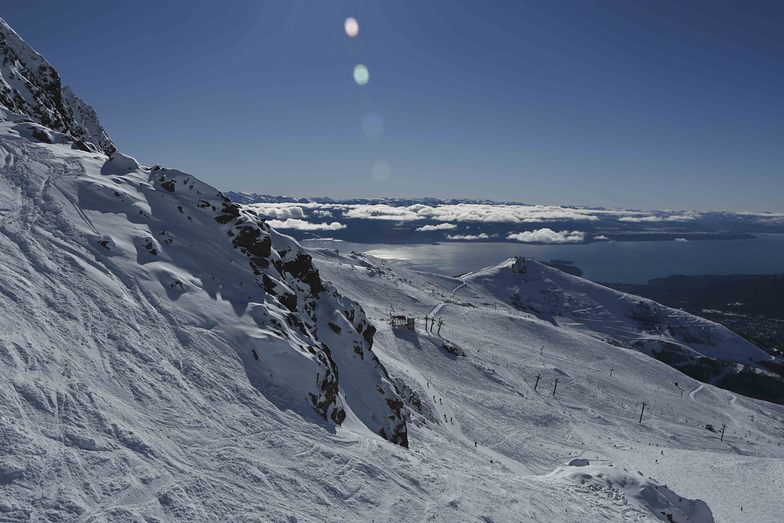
left=4, top=1, right=783, bottom=211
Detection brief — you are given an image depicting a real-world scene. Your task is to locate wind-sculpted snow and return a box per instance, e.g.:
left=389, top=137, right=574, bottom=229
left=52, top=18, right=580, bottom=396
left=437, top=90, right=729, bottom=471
left=544, top=461, right=715, bottom=522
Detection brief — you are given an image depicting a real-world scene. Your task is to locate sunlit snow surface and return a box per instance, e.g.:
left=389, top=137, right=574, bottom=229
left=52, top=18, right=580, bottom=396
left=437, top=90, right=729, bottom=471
left=1, top=111, right=783, bottom=521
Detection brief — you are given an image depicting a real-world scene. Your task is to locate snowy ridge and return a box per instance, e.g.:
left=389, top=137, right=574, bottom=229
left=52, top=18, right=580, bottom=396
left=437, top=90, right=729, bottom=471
left=0, top=18, right=115, bottom=154
left=465, top=257, right=771, bottom=364
left=459, top=257, right=784, bottom=401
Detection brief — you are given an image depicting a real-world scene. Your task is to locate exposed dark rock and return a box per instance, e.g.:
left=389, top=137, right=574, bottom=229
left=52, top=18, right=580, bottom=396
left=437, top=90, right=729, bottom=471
left=232, top=227, right=271, bottom=258
left=214, top=203, right=241, bottom=225
left=262, top=275, right=278, bottom=295
left=278, top=292, right=297, bottom=312
left=309, top=344, right=345, bottom=424
left=31, top=127, right=52, bottom=143
left=362, top=323, right=376, bottom=347
left=286, top=313, right=306, bottom=333
left=282, top=253, right=325, bottom=296
left=441, top=341, right=466, bottom=357
left=142, top=238, right=158, bottom=256
left=511, top=256, right=528, bottom=274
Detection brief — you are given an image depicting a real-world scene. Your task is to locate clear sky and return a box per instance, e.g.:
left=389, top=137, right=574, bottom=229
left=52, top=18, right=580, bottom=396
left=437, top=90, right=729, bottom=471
left=4, top=1, right=783, bottom=211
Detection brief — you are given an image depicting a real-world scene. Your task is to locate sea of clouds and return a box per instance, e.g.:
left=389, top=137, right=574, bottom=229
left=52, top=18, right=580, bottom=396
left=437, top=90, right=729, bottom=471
left=239, top=198, right=784, bottom=244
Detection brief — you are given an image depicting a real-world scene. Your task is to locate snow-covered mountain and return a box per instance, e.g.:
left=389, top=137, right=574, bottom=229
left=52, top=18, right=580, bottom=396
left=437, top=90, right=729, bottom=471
left=460, top=258, right=784, bottom=403
left=2, top=18, right=784, bottom=522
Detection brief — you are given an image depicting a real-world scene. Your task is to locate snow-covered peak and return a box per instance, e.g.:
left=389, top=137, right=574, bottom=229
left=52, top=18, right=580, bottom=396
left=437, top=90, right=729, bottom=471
left=465, top=256, right=770, bottom=365
left=460, top=256, right=784, bottom=401
left=0, top=17, right=115, bottom=154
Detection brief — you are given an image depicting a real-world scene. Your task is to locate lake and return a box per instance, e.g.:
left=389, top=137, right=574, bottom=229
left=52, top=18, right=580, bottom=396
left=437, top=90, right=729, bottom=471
left=303, top=234, right=784, bottom=283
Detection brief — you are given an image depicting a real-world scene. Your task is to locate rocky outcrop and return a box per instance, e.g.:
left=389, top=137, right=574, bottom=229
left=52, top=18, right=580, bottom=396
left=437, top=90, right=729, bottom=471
left=0, top=18, right=115, bottom=154
left=145, top=168, right=408, bottom=446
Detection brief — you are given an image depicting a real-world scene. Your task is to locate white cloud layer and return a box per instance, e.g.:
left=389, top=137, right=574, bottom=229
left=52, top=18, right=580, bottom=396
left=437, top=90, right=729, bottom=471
left=238, top=200, right=783, bottom=234
left=506, top=228, right=585, bottom=244
left=618, top=214, right=697, bottom=223
left=342, top=203, right=602, bottom=223
left=267, top=219, right=347, bottom=231
left=249, top=204, right=306, bottom=220
left=446, top=233, right=492, bottom=240
left=415, top=223, right=457, bottom=231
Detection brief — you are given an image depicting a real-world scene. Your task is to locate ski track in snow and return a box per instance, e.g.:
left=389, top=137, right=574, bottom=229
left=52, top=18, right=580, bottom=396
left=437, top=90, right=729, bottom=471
left=690, top=383, right=705, bottom=400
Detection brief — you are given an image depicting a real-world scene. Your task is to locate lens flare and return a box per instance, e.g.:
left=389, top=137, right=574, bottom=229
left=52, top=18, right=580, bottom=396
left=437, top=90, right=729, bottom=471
left=353, top=64, right=369, bottom=85
left=344, top=17, right=359, bottom=38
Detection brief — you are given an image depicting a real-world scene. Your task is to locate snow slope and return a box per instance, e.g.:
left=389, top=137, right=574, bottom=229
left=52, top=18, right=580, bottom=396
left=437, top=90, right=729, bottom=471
left=2, top=18, right=784, bottom=523
left=459, top=257, right=784, bottom=402
left=310, top=249, right=784, bottom=522
left=464, top=257, right=773, bottom=364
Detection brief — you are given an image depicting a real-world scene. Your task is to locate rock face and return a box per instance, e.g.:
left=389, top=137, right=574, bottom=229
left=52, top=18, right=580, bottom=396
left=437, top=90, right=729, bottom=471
left=147, top=168, right=409, bottom=446
left=60, top=85, right=115, bottom=155
left=0, top=17, right=115, bottom=154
